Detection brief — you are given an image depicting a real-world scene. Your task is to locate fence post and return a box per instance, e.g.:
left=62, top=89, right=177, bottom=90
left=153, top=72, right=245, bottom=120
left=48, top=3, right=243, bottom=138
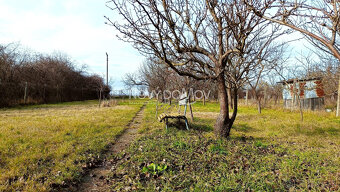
left=99, top=88, right=102, bottom=107
left=24, top=82, right=28, bottom=104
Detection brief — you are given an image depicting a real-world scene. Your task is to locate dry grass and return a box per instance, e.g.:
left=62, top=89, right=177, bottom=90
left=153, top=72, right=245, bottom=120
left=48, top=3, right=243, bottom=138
left=100, top=99, right=118, bottom=107
left=108, top=101, right=340, bottom=191
left=1, top=99, right=339, bottom=191
left=0, top=100, right=143, bottom=191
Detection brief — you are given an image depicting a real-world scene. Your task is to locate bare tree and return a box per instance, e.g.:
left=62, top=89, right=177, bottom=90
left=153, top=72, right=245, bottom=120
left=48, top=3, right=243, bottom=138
left=0, top=43, right=108, bottom=107
left=267, top=71, right=284, bottom=105
left=245, top=0, right=340, bottom=116
left=124, top=58, right=217, bottom=103
left=107, top=0, right=285, bottom=137
left=124, top=58, right=170, bottom=101
left=246, top=42, right=287, bottom=113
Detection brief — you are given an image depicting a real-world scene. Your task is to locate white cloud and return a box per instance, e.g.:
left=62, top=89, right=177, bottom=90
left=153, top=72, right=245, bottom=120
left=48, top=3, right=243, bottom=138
left=0, top=0, right=144, bottom=90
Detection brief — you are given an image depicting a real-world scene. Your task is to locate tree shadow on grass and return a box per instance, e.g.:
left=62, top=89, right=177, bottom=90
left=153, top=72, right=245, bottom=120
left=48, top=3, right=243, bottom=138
left=190, top=119, right=259, bottom=133
left=232, top=123, right=257, bottom=133
left=163, top=117, right=215, bottom=132
left=166, top=118, right=261, bottom=135
left=164, top=118, right=214, bottom=132
left=190, top=122, right=214, bottom=132
left=190, top=118, right=214, bottom=132
left=306, top=127, right=339, bottom=136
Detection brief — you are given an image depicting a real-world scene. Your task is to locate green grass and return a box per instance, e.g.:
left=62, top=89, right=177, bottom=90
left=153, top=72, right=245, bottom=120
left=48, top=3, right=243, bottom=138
left=109, top=101, right=340, bottom=191
left=1, top=99, right=339, bottom=191
left=0, top=99, right=143, bottom=191
left=0, top=100, right=99, bottom=111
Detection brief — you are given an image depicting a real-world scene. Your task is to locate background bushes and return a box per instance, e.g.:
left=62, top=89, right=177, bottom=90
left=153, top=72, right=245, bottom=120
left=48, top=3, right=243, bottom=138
left=0, top=43, right=110, bottom=107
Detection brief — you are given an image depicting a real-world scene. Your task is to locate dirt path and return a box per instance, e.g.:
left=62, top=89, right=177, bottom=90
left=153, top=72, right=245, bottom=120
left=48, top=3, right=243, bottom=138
left=76, top=103, right=146, bottom=192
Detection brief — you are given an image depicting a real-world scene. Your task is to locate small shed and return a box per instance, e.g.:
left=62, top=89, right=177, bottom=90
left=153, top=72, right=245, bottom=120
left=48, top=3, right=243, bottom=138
left=278, top=78, right=325, bottom=110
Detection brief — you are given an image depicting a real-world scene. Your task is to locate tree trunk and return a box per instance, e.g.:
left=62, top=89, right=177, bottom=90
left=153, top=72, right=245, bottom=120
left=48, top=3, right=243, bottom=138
left=245, top=89, right=248, bottom=105
left=161, top=93, right=165, bottom=103
left=291, top=82, right=296, bottom=111
left=214, top=74, right=234, bottom=137
left=227, top=87, right=233, bottom=110
left=253, top=90, right=261, bottom=114
left=336, top=76, right=340, bottom=117
left=264, top=87, right=267, bottom=107
left=336, top=75, right=340, bottom=117
left=229, top=87, right=239, bottom=136
left=298, top=96, right=304, bottom=122
left=257, top=99, right=262, bottom=114
left=203, top=95, right=206, bottom=106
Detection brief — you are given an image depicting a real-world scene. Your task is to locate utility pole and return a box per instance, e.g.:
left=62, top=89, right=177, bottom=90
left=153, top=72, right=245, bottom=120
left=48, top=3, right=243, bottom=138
left=106, top=52, right=109, bottom=86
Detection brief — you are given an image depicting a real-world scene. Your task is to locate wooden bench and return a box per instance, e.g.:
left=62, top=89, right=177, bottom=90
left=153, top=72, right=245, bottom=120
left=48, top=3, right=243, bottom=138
left=157, top=95, right=190, bottom=130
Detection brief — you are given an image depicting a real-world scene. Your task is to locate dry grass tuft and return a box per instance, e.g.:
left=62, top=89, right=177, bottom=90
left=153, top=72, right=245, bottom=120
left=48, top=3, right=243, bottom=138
left=100, top=99, right=118, bottom=107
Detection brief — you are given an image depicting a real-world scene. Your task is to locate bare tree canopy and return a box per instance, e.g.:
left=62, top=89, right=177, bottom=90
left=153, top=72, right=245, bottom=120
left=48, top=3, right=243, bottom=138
left=245, top=0, right=340, bottom=58
left=244, top=0, right=340, bottom=116
left=106, top=0, right=286, bottom=137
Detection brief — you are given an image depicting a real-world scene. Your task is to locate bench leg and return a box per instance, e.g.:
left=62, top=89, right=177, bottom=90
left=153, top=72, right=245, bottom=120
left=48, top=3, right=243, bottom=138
left=165, top=118, right=168, bottom=130
left=184, top=118, right=189, bottom=130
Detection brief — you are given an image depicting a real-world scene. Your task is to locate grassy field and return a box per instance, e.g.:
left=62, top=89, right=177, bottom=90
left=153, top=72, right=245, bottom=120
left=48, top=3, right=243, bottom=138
left=109, top=101, right=340, bottom=191
left=0, top=99, right=339, bottom=191
left=0, top=100, right=144, bottom=191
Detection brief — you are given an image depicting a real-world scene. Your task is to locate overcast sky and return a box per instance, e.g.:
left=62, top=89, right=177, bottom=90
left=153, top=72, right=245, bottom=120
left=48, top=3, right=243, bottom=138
left=0, top=0, right=145, bottom=90
left=0, top=0, right=311, bottom=90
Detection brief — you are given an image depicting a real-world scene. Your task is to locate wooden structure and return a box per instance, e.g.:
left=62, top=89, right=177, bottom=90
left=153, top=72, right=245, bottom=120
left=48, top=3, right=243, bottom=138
left=278, top=78, right=325, bottom=110
left=156, top=94, right=191, bottom=130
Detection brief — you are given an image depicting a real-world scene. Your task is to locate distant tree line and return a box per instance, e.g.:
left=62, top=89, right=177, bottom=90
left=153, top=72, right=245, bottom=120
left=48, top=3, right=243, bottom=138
left=0, top=43, right=109, bottom=107
left=125, top=54, right=339, bottom=114
left=123, top=58, right=218, bottom=103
